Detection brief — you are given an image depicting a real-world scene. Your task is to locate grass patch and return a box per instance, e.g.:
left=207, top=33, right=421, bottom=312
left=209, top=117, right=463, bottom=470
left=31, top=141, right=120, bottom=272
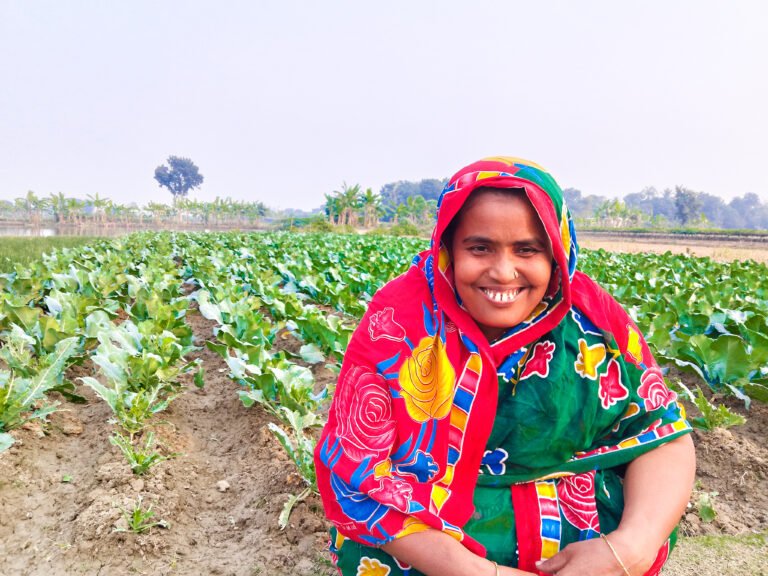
left=0, top=237, right=102, bottom=272
left=685, top=531, right=766, bottom=550
left=664, top=532, right=768, bottom=576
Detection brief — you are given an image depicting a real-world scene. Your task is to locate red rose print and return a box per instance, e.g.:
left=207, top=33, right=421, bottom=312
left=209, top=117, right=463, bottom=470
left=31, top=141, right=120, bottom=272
left=557, top=471, right=600, bottom=533
left=519, top=341, right=556, bottom=381
left=336, top=366, right=397, bottom=461
left=368, top=307, right=407, bottom=342
left=637, top=367, right=677, bottom=412
left=598, top=359, right=629, bottom=409
left=369, top=476, right=413, bottom=513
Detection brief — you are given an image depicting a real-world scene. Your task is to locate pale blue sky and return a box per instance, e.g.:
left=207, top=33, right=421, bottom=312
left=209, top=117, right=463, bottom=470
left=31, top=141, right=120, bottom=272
left=1, top=1, right=766, bottom=210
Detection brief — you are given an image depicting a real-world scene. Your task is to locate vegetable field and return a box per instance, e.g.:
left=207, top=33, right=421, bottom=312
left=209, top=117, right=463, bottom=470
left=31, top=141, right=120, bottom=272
left=1, top=232, right=766, bottom=576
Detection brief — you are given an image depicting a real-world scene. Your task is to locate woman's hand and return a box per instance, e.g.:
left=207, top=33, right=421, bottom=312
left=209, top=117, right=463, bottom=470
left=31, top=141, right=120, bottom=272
left=499, top=566, right=538, bottom=576
left=382, top=529, right=538, bottom=576
left=535, top=530, right=654, bottom=575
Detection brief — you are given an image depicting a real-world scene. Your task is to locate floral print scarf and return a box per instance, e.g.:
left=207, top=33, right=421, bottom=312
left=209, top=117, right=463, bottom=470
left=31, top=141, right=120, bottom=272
left=314, top=157, right=691, bottom=569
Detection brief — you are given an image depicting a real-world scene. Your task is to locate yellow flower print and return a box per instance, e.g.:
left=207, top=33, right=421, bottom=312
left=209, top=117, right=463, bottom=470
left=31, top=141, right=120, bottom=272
left=560, top=205, right=571, bottom=263
left=357, top=557, right=391, bottom=576
left=438, top=245, right=450, bottom=273
left=626, top=325, right=644, bottom=365
left=574, top=339, right=606, bottom=379
left=525, top=301, right=548, bottom=323
left=398, top=335, right=455, bottom=422
left=374, top=459, right=392, bottom=478
left=396, top=517, right=431, bottom=539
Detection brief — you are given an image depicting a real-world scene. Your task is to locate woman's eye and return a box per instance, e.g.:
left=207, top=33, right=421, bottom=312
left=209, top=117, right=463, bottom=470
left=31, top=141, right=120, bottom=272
left=469, top=245, right=489, bottom=254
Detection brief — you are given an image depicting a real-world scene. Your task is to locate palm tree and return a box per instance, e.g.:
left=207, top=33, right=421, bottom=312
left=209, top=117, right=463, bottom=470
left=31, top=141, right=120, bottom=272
left=86, top=193, right=110, bottom=225
left=49, top=192, right=68, bottom=224
left=405, top=195, right=426, bottom=225
left=22, top=190, right=44, bottom=226
left=360, top=188, right=382, bottom=228
left=334, top=183, right=361, bottom=226
left=65, top=197, right=86, bottom=225
left=324, top=193, right=341, bottom=225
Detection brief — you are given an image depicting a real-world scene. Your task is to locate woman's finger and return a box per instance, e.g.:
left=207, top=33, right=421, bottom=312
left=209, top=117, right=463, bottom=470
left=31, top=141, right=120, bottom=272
left=535, top=550, right=569, bottom=575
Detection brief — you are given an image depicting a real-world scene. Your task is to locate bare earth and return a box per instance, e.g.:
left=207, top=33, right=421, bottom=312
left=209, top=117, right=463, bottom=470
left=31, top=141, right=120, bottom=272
left=1, top=238, right=767, bottom=576
left=579, top=234, right=768, bottom=264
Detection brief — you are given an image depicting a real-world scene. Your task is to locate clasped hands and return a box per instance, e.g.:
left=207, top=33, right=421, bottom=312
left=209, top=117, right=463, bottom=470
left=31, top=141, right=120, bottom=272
left=495, top=530, right=655, bottom=576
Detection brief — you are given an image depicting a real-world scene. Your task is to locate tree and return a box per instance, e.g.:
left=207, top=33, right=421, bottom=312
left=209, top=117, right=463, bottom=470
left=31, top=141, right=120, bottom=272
left=594, top=199, right=645, bottom=228
left=360, top=188, right=382, bottom=228
left=673, top=186, right=703, bottom=226
left=154, top=156, right=204, bottom=205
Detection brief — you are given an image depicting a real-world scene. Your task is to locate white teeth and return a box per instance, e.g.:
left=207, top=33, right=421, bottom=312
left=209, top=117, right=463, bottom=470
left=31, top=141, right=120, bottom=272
left=482, top=288, right=520, bottom=303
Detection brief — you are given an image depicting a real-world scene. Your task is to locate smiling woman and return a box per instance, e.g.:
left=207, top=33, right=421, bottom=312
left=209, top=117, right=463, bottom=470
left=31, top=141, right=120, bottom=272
left=314, top=157, right=695, bottom=576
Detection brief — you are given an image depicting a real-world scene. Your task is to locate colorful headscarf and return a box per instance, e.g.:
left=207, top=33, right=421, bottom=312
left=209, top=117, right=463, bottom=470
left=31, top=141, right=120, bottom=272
left=315, top=157, right=690, bottom=559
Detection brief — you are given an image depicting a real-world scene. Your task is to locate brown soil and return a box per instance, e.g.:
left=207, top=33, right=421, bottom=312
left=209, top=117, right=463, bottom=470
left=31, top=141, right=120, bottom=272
left=1, top=312, right=766, bottom=575
left=579, top=235, right=768, bottom=264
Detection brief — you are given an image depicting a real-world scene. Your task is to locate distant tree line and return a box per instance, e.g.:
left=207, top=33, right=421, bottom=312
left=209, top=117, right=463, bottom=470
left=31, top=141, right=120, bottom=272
left=323, top=177, right=768, bottom=231
left=0, top=191, right=267, bottom=228
left=323, top=179, right=444, bottom=229
left=567, top=185, right=768, bottom=229
left=378, top=179, right=446, bottom=220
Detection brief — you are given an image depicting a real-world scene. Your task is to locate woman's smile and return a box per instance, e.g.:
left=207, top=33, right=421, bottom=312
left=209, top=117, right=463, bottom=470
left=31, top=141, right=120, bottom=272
left=480, top=287, right=523, bottom=304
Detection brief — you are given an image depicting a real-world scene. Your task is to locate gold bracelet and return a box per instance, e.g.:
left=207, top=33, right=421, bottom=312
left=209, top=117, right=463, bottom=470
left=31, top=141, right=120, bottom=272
left=491, top=560, right=500, bottom=576
left=600, top=533, right=631, bottom=576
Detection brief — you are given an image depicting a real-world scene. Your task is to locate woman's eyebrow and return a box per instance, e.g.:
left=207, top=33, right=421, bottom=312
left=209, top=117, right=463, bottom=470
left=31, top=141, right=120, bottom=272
left=460, top=235, right=493, bottom=244
left=460, top=235, right=547, bottom=247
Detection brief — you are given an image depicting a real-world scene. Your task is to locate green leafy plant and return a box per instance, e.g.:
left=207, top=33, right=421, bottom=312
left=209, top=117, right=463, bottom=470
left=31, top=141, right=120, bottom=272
left=674, top=380, right=746, bottom=431
left=115, top=496, right=169, bottom=534
left=267, top=407, right=323, bottom=529
left=79, top=318, right=197, bottom=435
left=0, top=334, right=79, bottom=452
left=696, top=490, right=718, bottom=523
left=80, top=376, right=175, bottom=437
left=110, top=431, right=176, bottom=475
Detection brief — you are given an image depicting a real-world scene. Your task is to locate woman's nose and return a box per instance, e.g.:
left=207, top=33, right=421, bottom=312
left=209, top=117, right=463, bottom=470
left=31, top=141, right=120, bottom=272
left=490, top=255, right=519, bottom=282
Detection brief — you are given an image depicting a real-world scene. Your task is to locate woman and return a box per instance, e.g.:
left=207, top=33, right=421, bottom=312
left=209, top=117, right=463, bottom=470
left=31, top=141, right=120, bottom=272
left=314, top=157, right=695, bottom=576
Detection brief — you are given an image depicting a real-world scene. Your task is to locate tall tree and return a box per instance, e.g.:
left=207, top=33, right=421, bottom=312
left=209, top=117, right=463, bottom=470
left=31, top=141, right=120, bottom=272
left=154, top=156, right=204, bottom=205
left=674, top=186, right=703, bottom=226
left=360, top=188, right=382, bottom=228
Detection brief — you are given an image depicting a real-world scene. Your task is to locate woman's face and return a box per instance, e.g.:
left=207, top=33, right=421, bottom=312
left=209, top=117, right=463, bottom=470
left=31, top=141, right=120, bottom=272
left=450, top=191, right=553, bottom=341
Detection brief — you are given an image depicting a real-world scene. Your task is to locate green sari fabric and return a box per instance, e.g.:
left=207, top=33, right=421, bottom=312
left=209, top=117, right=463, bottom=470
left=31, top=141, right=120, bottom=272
left=327, top=313, right=686, bottom=575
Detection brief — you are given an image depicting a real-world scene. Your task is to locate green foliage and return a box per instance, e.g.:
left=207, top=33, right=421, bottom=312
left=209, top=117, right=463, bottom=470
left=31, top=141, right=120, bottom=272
left=268, top=408, right=323, bottom=530
left=674, top=381, right=747, bottom=431
left=154, top=156, right=204, bottom=203
left=674, top=185, right=704, bottom=226
left=0, top=334, right=79, bottom=451
left=696, top=490, right=719, bottom=523
left=303, top=216, right=335, bottom=233
left=115, top=496, right=169, bottom=534
left=369, top=222, right=423, bottom=237
left=268, top=408, right=322, bottom=489
left=110, top=431, right=176, bottom=475
left=0, top=237, right=101, bottom=273
left=79, top=315, right=198, bottom=435
left=580, top=248, right=768, bottom=404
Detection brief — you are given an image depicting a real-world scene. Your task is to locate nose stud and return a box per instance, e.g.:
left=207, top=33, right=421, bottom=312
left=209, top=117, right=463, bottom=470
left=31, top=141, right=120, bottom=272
left=512, top=269, right=519, bottom=280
